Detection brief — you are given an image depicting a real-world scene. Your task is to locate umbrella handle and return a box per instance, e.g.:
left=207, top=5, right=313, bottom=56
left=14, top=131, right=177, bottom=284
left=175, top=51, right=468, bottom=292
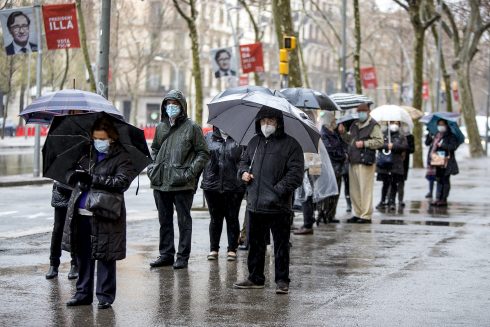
left=382, top=149, right=391, bottom=155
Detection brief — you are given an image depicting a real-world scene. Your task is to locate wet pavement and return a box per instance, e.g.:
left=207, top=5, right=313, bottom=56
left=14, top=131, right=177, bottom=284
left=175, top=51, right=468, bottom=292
left=1, top=145, right=490, bottom=326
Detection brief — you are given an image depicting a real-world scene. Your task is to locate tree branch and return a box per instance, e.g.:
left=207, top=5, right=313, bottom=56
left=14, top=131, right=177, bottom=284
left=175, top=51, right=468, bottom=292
left=393, top=0, right=408, bottom=12
left=423, top=14, right=440, bottom=30
left=479, top=21, right=490, bottom=34
left=172, top=0, right=192, bottom=25
left=442, top=1, right=460, bottom=52
left=309, top=0, right=342, bottom=43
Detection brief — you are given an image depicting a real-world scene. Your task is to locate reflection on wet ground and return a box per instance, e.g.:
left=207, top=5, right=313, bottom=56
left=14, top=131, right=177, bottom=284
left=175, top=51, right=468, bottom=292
left=0, top=152, right=34, bottom=176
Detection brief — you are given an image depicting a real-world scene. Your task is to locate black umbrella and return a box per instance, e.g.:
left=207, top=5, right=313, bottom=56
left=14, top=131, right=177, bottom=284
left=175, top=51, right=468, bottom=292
left=42, top=112, right=151, bottom=184
left=280, top=88, right=340, bottom=111
left=336, top=113, right=358, bottom=131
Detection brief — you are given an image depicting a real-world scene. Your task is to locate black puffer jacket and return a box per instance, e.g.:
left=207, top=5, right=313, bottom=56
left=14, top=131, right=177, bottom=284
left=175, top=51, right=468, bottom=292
left=201, top=127, right=246, bottom=193
left=51, top=182, right=72, bottom=208
left=62, top=142, right=135, bottom=261
left=238, top=108, right=304, bottom=214
left=376, top=130, right=408, bottom=176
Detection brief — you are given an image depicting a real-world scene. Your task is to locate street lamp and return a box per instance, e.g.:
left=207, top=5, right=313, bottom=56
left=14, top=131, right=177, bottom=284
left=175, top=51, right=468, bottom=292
left=225, top=2, right=241, bottom=84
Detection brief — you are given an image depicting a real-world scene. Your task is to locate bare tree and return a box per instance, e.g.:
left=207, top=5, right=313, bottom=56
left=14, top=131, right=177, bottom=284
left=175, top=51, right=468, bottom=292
left=173, top=0, right=204, bottom=124
left=443, top=0, right=489, bottom=157
left=394, top=0, right=440, bottom=168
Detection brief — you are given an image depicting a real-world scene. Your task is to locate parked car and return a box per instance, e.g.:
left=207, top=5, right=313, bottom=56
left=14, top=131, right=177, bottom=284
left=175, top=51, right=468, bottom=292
left=0, top=118, right=16, bottom=137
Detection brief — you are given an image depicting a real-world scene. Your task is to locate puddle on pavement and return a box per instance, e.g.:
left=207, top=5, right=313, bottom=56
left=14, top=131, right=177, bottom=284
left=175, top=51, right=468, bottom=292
left=0, top=152, right=34, bottom=175
left=379, top=219, right=466, bottom=227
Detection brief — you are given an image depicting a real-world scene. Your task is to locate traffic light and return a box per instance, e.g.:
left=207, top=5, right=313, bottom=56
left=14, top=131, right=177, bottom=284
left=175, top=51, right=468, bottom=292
left=279, top=49, right=289, bottom=75
left=283, top=36, right=296, bottom=50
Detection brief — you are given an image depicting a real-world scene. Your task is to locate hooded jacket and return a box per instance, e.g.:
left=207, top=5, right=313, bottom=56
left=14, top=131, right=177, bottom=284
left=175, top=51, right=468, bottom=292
left=62, top=142, right=135, bottom=261
left=148, top=90, right=209, bottom=192
left=201, top=127, right=246, bottom=193
left=238, top=107, right=304, bottom=214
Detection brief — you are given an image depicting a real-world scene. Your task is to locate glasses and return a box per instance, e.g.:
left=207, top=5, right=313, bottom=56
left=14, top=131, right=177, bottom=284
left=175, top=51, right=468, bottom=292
left=10, top=24, right=29, bottom=32
left=217, top=57, right=230, bottom=62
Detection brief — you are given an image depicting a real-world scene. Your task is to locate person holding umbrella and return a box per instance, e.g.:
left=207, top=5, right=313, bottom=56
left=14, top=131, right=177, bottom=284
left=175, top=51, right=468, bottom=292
left=427, top=119, right=461, bottom=206
left=339, top=103, right=383, bottom=223
left=233, top=107, right=304, bottom=294
left=62, top=116, right=137, bottom=309
left=201, top=127, right=245, bottom=261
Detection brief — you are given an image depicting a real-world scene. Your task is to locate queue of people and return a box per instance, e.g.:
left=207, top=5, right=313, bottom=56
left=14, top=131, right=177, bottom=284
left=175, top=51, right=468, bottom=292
left=43, top=89, right=461, bottom=308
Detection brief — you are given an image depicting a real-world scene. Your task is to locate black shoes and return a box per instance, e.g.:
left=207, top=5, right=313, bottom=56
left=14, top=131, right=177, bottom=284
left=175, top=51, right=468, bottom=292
left=97, top=302, right=112, bottom=310
left=388, top=203, right=397, bottom=211
left=68, top=265, right=79, bottom=280
left=346, top=216, right=360, bottom=223
left=45, top=266, right=58, bottom=279
left=276, top=280, right=289, bottom=294
left=173, top=259, right=188, bottom=270
left=376, top=201, right=387, bottom=210
left=293, top=226, right=313, bottom=235
left=150, top=256, right=174, bottom=268
left=233, top=279, right=264, bottom=289
left=328, top=218, right=340, bottom=223
left=66, top=298, right=92, bottom=307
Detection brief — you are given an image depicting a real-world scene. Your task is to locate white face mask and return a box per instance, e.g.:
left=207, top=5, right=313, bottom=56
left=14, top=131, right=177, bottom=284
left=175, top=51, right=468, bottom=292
left=219, top=129, right=228, bottom=139
left=261, top=124, right=276, bottom=138
left=389, top=124, right=400, bottom=133
left=437, top=126, right=447, bottom=133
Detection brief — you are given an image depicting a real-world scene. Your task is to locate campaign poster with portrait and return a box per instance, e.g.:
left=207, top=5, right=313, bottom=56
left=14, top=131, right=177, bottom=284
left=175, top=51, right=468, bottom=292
left=0, top=7, right=38, bottom=56
left=210, top=47, right=238, bottom=79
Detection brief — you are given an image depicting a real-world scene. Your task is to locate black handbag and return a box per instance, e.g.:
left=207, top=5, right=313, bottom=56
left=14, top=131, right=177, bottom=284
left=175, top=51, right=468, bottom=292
left=86, top=189, right=123, bottom=220
left=376, top=150, right=393, bottom=169
left=359, top=148, right=376, bottom=165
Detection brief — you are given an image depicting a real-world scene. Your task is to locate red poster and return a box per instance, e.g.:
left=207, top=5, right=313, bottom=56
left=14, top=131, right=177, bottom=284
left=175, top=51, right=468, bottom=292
left=239, top=43, right=264, bottom=74
left=360, top=67, right=378, bottom=89
left=422, top=81, right=430, bottom=100
left=42, top=3, right=80, bottom=50
left=239, top=75, right=249, bottom=86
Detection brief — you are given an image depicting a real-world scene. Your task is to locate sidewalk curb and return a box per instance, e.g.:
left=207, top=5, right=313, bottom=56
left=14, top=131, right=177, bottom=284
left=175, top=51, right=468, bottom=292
left=0, top=178, right=52, bottom=187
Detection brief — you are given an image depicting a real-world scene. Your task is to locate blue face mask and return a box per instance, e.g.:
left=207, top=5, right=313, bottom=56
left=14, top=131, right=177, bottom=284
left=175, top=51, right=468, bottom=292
left=166, top=104, right=181, bottom=119
left=358, top=112, right=368, bottom=122
left=94, top=139, right=110, bottom=153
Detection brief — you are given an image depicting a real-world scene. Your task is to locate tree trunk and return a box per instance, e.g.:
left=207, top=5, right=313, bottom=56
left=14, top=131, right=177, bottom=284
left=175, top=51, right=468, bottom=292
left=457, top=63, right=484, bottom=157
left=76, top=0, right=96, bottom=92
left=272, top=0, right=302, bottom=87
left=59, top=48, right=70, bottom=90
left=353, top=0, right=362, bottom=94
left=411, top=26, right=425, bottom=168
left=189, top=21, right=203, bottom=125
left=430, top=22, right=452, bottom=113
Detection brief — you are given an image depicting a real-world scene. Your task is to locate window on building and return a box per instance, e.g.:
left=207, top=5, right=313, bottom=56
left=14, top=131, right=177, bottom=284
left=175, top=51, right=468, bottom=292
left=146, top=65, right=161, bottom=92
left=149, top=1, right=162, bottom=29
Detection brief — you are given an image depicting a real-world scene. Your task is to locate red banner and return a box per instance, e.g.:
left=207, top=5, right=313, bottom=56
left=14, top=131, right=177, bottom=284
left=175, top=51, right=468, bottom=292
left=360, top=67, right=378, bottom=89
left=42, top=3, right=80, bottom=50
left=239, top=75, right=249, bottom=86
left=239, top=43, right=264, bottom=74
left=422, top=81, right=430, bottom=100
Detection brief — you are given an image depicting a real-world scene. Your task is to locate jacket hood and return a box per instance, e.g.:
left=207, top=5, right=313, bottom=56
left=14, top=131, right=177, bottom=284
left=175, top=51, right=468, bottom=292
left=160, top=89, right=188, bottom=122
left=254, top=106, right=285, bottom=137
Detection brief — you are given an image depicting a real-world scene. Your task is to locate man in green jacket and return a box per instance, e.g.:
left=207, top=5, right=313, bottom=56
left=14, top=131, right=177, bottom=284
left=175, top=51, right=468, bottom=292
left=148, top=90, right=209, bottom=269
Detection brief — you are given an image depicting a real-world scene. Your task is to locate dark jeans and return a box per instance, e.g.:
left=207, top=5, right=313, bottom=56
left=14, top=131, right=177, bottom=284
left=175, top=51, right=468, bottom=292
left=204, top=190, right=244, bottom=252
left=49, top=207, right=76, bottom=267
left=301, top=196, right=315, bottom=228
left=153, top=190, right=194, bottom=262
left=436, top=169, right=451, bottom=201
left=247, top=211, right=290, bottom=285
left=75, top=215, right=116, bottom=304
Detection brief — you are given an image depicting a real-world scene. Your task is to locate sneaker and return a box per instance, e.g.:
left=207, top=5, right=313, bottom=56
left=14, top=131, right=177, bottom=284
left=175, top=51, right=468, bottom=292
left=227, top=251, right=237, bottom=261
left=346, top=216, right=360, bottom=223
left=293, top=226, right=313, bottom=235
left=233, top=279, right=264, bottom=289
left=276, top=280, right=289, bottom=294
left=207, top=251, right=218, bottom=260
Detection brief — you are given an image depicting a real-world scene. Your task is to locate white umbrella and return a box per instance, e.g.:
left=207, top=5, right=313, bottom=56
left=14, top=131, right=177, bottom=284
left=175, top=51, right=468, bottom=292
left=370, top=105, right=414, bottom=133
left=207, top=91, right=320, bottom=153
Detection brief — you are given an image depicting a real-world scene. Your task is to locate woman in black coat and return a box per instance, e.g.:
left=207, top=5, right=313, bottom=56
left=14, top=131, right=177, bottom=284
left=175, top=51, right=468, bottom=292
left=376, top=121, right=408, bottom=211
left=201, top=127, right=245, bottom=261
left=45, top=182, right=78, bottom=280
left=429, top=119, right=459, bottom=206
left=62, top=117, right=135, bottom=310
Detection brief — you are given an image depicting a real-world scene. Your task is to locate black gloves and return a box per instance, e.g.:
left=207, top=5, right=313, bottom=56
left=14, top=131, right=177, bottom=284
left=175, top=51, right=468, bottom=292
left=68, top=170, right=92, bottom=189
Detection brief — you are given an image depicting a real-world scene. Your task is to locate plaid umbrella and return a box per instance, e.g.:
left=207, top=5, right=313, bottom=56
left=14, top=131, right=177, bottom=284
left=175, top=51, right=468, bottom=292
left=20, top=89, right=123, bottom=124
left=329, top=93, right=373, bottom=110
left=212, top=85, right=283, bottom=101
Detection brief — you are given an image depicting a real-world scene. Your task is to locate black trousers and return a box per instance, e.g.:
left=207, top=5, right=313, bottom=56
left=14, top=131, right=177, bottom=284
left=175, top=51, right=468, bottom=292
left=247, top=211, right=290, bottom=285
left=49, top=207, right=76, bottom=267
left=301, top=196, right=315, bottom=228
left=322, top=173, right=342, bottom=220
left=436, top=169, right=451, bottom=201
left=153, top=190, right=194, bottom=262
left=204, top=190, right=244, bottom=252
left=75, top=215, right=116, bottom=304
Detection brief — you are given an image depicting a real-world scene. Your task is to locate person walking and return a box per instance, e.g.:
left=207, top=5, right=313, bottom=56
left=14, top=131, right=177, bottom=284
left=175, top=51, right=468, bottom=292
left=339, top=103, right=383, bottom=224
left=201, top=127, right=245, bottom=261
left=148, top=90, right=209, bottom=269
left=63, top=117, right=136, bottom=309
left=428, top=119, right=460, bottom=207
left=233, top=107, right=304, bottom=294
left=375, top=121, right=408, bottom=211
left=45, top=182, right=78, bottom=280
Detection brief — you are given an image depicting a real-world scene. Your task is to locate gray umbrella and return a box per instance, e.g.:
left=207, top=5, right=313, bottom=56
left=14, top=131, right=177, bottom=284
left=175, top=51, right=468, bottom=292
left=280, top=88, right=340, bottom=111
left=329, top=92, right=374, bottom=110
left=211, top=85, right=284, bottom=101
left=20, top=89, right=124, bottom=124
left=207, top=91, right=320, bottom=153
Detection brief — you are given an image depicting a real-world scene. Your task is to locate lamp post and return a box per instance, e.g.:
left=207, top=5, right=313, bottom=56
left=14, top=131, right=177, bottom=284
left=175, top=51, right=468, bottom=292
left=33, top=0, right=43, bottom=177
left=434, top=0, right=443, bottom=113
left=340, top=0, right=347, bottom=92
left=225, top=2, right=241, bottom=85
